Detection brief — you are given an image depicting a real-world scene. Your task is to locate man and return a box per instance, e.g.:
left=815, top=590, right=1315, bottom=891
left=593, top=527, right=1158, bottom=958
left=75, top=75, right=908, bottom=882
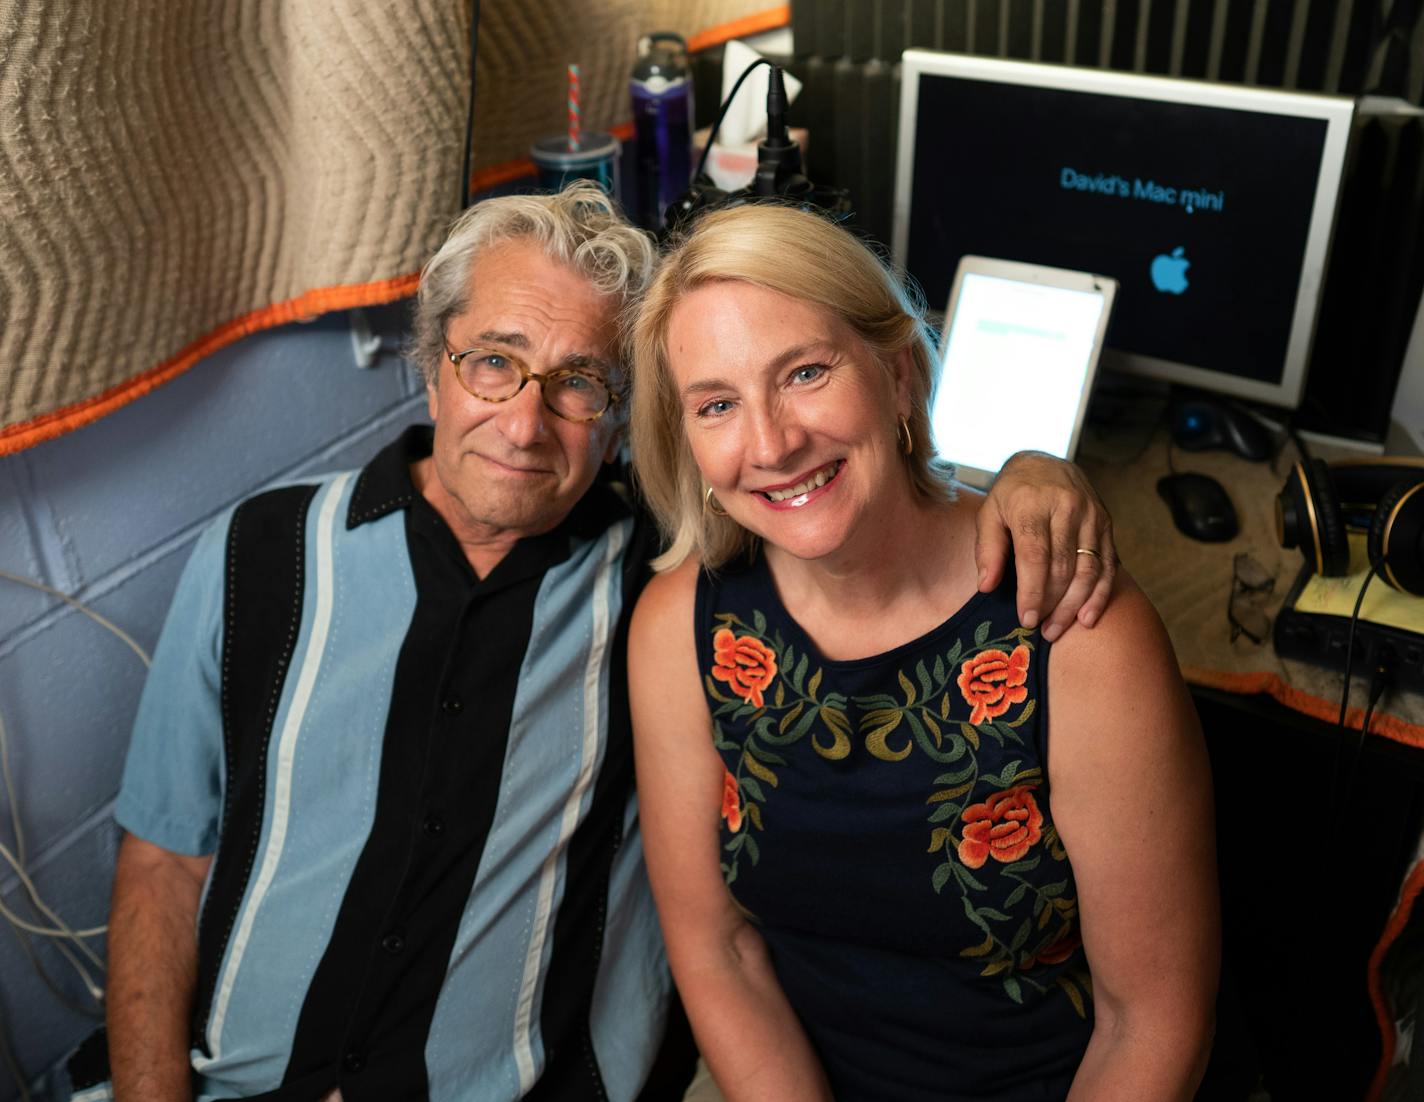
left=75, top=185, right=1117, bottom=1101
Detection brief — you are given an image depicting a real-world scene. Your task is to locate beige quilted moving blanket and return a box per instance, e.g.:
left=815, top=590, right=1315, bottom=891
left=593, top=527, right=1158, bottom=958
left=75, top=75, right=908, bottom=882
left=0, top=0, right=782, bottom=453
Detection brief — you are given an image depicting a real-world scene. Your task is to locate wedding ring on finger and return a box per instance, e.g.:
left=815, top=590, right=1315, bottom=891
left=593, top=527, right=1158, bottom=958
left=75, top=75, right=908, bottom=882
left=1074, top=547, right=1102, bottom=561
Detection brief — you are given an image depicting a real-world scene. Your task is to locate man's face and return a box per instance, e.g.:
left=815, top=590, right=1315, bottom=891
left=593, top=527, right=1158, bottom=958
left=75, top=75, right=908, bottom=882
left=423, top=239, right=622, bottom=549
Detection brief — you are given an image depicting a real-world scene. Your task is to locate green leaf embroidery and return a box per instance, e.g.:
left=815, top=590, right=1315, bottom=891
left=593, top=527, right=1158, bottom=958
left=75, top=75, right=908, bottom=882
left=743, top=752, right=779, bottom=787
left=778, top=701, right=806, bottom=735
left=898, top=669, right=917, bottom=707
left=1010, top=917, right=1032, bottom=952
left=1002, top=856, right=1041, bottom=875
left=928, top=827, right=953, bottom=853
left=752, top=609, right=767, bottom=636
left=932, top=863, right=953, bottom=894
left=953, top=864, right=989, bottom=892
left=974, top=620, right=992, bottom=646
left=1004, top=883, right=1028, bottom=909
left=738, top=775, right=766, bottom=803
left=807, top=667, right=823, bottom=701
left=1002, top=976, right=1023, bottom=1004
left=743, top=834, right=761, bottom=865
left=915, top=659, right=933, bottom=702
left=927, top=803, right=960, bottom=823
left=1007, top=699, right=1037, bottom=727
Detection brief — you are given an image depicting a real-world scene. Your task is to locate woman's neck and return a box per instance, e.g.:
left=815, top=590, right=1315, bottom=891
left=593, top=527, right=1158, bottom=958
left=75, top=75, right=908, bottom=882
left=763, top=487, right=983, bottom=660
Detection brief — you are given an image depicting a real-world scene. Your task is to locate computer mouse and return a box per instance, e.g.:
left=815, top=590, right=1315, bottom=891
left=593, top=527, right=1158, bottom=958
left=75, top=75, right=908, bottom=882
left=1169, top=398, right=1272, bottom=462
left=1156, top=472, right=1239, bottom=542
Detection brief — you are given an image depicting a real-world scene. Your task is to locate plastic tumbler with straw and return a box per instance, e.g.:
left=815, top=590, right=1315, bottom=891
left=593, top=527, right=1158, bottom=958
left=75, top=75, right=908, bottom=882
left=529, top=63, right=620, bottom=196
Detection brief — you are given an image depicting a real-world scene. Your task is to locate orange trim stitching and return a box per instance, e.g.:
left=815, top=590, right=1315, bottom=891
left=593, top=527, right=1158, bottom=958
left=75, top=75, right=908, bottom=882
left=0, top=272, right=420, bottom=456
left=687, top=5, right=791, bottom=53
left=1179, top=665, right=1424, bottom=750
left=1365, top=860, right=1424, bottom=1100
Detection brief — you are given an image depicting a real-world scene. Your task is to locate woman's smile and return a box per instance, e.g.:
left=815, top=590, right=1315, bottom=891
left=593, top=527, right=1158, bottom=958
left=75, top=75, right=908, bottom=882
left=757, top=459, right=844, bottom=507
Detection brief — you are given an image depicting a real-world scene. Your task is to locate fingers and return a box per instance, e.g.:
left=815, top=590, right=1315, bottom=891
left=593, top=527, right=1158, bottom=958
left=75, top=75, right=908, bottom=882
left=973, top=503, right=1014, bottom=596
left=1007, top=516, right=1052, bottom=630
left=1040, top=519, right=1117, bottom=642
left=1075, top=520, right=1118, bottom=629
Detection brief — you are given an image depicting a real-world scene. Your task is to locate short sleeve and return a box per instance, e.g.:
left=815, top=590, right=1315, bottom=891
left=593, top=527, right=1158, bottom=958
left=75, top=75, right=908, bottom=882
left=114, top=513, right=230, bottom=856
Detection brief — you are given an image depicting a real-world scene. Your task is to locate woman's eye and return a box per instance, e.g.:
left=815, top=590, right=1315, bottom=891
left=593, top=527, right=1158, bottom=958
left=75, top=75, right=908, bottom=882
left=789, top=364, right=826, bottom=385
left=695, top=398, right=735, bottom=418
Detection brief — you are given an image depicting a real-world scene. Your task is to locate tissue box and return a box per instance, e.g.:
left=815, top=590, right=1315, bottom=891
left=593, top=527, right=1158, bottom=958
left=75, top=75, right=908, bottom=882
left=694, top=126, right=811, bottom=193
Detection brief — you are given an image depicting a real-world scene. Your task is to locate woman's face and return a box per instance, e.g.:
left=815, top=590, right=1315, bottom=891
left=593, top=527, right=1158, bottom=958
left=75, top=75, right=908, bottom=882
left=665, top=280, right=912, bottom=563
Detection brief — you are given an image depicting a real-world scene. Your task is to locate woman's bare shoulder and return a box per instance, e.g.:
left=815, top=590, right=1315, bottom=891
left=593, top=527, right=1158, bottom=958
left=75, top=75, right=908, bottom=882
left=631, top=556, right=702, bottom=647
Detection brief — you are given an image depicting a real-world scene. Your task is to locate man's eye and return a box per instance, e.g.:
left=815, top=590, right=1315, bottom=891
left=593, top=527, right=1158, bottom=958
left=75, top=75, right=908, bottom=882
left=562, top=374, right=592, bottom=392
left=479, top=354, right=509, bottom=370
left=696, top=398, right=735, bottom=418
left=790, top=364, right=826, bottom=385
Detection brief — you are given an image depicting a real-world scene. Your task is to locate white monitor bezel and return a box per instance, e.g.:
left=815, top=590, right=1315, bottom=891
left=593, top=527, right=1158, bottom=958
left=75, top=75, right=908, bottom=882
left=892, top=50, right=1356, bottom=409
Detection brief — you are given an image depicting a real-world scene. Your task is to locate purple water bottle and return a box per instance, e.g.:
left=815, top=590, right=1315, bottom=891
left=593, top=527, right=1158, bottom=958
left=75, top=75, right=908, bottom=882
left=630, top=32, right=693, bottom=230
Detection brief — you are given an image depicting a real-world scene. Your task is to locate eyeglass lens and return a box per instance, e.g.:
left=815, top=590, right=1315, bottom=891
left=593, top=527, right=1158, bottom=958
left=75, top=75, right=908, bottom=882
left=458, top=351, right=610, bottom=420
left=1228, top=554, right=1275, bottom=643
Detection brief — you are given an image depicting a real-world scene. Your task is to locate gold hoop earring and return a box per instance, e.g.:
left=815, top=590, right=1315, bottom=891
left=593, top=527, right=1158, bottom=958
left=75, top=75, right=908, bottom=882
left=704, top=485, right=728, bottom=516
left=897, top=416, right=914, bottom=456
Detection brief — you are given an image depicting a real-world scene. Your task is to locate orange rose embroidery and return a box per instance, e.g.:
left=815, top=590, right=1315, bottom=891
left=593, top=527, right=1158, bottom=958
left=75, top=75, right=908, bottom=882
left=956, top=784, right=1044, bottom=869
left=957, top=644, right=1030, bottom=725
left=711, top=627, right=778, bottom=708
left=721, top=767, right=743, bottom=832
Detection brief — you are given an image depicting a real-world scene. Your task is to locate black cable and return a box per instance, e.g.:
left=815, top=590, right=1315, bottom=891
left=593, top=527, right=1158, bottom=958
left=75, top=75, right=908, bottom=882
left=459, top=0, right=481, bottom=209
left=1337, top=663, right=1392, bottom=829
left=1328, top=565, right=1379, bottom=825
left=1336, top=565, right=1378, bottom=728
left=692, top=58, right=774, bottom=184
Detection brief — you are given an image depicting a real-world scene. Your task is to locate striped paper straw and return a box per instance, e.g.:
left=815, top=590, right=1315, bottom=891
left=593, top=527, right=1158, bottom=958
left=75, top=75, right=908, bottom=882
left=567, top=63, right=581, bottom=151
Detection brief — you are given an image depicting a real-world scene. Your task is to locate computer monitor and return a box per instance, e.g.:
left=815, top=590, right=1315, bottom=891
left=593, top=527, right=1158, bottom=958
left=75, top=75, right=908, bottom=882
left=892, top=51, right=1355, bottom=409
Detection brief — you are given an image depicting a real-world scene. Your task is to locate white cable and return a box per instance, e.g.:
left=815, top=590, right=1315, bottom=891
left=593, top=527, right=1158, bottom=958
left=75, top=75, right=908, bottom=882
left=0, top=568, right=137, bottom=1013
left=0, top=709, right=23, bottom=868
left=0, top=567, right=152, bottom=668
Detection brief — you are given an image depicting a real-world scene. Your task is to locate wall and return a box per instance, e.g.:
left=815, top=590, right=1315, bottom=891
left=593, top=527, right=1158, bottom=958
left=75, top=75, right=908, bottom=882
left=1390, top=287, right=1424, bottom=453
left=0, top=305, right=426, bottom=1099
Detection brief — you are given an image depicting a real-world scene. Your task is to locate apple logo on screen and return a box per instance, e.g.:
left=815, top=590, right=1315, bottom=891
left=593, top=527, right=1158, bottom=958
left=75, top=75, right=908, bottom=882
left=1151, top=246, right=1190, bottom=294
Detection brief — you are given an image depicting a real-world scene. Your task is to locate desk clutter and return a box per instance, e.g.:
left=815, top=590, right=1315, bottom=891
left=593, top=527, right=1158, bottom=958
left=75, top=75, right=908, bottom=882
left=1075, top=393, right=1424, bottom=748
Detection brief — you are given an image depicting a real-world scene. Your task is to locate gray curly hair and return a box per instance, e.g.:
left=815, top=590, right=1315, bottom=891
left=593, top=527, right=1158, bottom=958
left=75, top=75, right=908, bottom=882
left=410, top=182, right=657, bottom=396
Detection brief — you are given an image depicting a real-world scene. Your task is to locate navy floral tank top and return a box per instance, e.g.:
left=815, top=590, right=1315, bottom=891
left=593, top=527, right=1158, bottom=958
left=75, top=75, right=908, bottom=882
left=695, top=554, right=1094, bottom=1101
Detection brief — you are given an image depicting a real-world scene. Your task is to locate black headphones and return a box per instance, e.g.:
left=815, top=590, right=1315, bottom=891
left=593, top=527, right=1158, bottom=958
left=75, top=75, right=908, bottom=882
left=1275, top=457, right=1424, bottom=595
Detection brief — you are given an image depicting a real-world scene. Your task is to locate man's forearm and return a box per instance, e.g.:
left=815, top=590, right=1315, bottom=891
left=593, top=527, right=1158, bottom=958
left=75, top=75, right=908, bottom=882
left=106, top=835, right=210, bottom=1102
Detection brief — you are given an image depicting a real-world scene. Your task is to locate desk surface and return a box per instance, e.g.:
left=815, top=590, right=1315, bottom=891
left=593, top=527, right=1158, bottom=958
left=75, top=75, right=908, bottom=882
left=1075, top=420, right=1424, bottom=749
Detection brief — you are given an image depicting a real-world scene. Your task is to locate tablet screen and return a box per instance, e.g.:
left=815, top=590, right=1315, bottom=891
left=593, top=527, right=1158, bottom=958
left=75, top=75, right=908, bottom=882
left=931, top=269, right=1111, bottom=485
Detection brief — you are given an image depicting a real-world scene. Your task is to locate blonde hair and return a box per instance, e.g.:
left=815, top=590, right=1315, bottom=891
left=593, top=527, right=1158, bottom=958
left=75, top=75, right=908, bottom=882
left=629, top=203, right=953, bottom=573
left=410, top=182, right=656, bottom=396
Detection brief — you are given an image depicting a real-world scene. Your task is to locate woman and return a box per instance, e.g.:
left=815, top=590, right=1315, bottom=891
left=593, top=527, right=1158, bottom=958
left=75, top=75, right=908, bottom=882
left=627, top=204, right=1218, bottom=1101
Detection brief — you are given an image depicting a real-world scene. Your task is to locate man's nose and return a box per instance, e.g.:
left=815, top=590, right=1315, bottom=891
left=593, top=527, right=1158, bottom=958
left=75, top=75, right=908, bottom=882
left=495, top=380, right=551, bottom=447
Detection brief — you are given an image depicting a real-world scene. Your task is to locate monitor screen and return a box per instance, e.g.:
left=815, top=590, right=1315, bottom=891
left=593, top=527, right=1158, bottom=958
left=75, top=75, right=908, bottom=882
left=892, top=52, right=1355, bottom=408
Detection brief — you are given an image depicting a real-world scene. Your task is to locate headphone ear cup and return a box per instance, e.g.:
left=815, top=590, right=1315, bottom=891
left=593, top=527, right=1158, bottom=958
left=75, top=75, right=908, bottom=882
left=1370, top=480, right=1424, bottom=595
left=1307, top=459, right=1351, bottom=575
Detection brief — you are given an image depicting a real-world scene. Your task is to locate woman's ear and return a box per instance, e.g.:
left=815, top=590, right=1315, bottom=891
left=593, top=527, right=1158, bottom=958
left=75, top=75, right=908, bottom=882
left=893, top=345, right=914, bottom=417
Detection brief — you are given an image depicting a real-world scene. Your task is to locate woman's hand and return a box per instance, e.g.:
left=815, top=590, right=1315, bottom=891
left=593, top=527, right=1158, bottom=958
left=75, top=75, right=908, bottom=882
left=976, top=451, right=1116, bottom=641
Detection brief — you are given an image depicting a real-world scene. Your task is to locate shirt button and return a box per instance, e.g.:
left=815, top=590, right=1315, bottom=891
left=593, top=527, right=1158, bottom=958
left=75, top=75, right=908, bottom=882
left=423, top=814, right=446, bottom=838
left=381, top=931, right=406, bottom=955
left=442, top=695, right=463, bottom=715
left=343, top=1051, right=365, bottom=1073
